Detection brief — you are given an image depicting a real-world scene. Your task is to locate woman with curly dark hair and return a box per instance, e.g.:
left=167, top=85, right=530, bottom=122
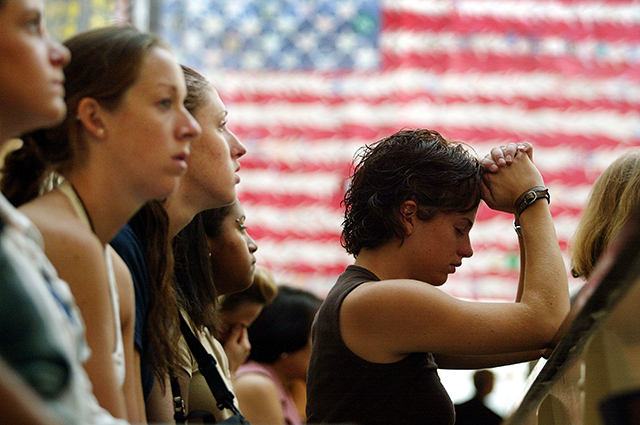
left=306, top=129, right=570, bottom=425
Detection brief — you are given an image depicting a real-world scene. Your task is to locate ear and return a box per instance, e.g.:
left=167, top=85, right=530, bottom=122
left=76, top=98, right=107, bottom=139
left=400, top=200, right=418, bottom=235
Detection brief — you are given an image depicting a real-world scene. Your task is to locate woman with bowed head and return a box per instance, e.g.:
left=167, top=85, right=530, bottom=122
left=2, top=24, right=201, bottom=422
left=305, top=130, right=570, bottom=425
left=110, top=66, right=247, bottom=421
left=218, top=265, right=279, bottom=373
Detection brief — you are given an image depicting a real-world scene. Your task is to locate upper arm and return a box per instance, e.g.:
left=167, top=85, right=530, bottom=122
left=340, top=280, right=551, bottom=363
left=234, top=373, right=285, bottom=425
left=36, top=224, right=127, bottom=419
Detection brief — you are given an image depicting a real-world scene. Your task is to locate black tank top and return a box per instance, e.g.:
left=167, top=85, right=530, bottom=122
left=306, top=265, right=455, bottom=425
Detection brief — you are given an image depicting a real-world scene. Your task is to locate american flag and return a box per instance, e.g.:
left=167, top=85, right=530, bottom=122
left=47, top=0, right=640, bottom=301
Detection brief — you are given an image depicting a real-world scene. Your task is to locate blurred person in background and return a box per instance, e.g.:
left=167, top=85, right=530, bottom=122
left=235, top=285, right=322, bottom=425
left=454, top=370, right=502, bottom=425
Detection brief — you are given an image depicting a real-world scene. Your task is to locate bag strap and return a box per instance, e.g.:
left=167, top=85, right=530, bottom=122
left=170, top=371, right=187, bottom=424
left=178, top=312, right=245, bottom=418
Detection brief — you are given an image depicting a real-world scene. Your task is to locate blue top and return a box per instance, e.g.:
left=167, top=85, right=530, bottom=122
left=111, top=217, right=154, bottom=400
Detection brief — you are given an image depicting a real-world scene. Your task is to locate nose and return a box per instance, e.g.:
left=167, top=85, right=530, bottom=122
left=247, top=234, right=258, bottom=253
left=458, top=236, right=473, bottom=259
left=49, top=38, right=71, bottom=68
left=229, top=130, right=247, bottom=159
left=178, top=107, right=202, bottom=141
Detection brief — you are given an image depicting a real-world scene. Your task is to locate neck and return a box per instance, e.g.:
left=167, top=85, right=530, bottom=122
left=163, top=179, right=223, bottom=239
left=269, top=361, right=297, bottom=392
left=163, top=193, right=199, bottom=239
left=353, top=241, right=408, bottom=281
left=65, top=173, right=144, bottom=245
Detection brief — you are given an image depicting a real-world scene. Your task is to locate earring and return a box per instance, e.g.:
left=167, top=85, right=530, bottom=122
left=96, top=128, right=104, bottom=137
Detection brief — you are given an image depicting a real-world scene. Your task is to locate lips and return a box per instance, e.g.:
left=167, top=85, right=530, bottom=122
left=174, top=148, right=190, bottom=162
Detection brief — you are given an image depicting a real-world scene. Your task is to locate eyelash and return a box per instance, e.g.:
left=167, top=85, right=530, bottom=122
left=158, top=99, right=172, bottom=109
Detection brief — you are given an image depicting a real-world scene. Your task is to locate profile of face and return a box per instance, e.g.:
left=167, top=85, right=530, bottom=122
left=0, top=0, right=70, bottom=139
left=185, top=87, right=247, bottom=209
left=406, top=206, right=477, bottom=286
left=95, top=46, right=201, bottom=201
left=206, top=200, right=258, bottom=295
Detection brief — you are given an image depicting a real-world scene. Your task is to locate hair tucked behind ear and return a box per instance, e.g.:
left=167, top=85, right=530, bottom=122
left=1, top=25, right=167, bottom=207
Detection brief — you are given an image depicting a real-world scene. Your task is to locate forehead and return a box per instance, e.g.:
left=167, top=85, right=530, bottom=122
left=132, top=46, right=183, bottom=92
left=195, top=86, right=226, bottom=119
left=439, top=208, right=478, bottom=224
left=1, top=0, right=42, bottom=16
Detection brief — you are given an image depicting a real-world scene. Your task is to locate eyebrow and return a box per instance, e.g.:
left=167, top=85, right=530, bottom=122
left=156, top=83, right=179, bottom=91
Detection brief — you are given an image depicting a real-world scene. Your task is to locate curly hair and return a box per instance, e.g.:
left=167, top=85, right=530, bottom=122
left=571, top=149, right=640, bottom=280
left=341, top=129, right=484, bottom=257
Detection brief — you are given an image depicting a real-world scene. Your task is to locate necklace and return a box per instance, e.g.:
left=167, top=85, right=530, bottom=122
left=68, top=182, right=96, bottom=234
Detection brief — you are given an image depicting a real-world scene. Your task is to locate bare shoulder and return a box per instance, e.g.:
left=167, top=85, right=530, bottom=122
left=20, top=192, right=109, bottom=304
left=20, top=191, right=100, bottom=257
left=234, top=372, right=279, bottom=398
left=343, top=278, right=447, bottom=316
left=340, top=278, right=460, bottom=362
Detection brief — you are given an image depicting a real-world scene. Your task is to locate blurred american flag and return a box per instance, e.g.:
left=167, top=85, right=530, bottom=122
left=48, top=0, right=640, bottom=300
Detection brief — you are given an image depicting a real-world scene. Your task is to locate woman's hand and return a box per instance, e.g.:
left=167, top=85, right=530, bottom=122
left=481, top=144, right=544, bottom=213
left=222, top=324, right=251, bottom=375
left=481, top=142, right=533, bottom=172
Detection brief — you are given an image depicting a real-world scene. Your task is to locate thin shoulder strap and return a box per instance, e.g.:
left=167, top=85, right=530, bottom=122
left=178, top=313, right=242, bottom=415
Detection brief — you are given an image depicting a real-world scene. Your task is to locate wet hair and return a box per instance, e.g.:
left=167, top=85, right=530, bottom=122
left=341, top=129, right=484, bottom=257
left=2, top=25, right=169, bottom=207
left=247, top=285, right=321, bottom=364
left=219, top=265, right=278, bottom=313
left=173, top=204, right=233, bottom=330
left=571, top=150, right=640, bottom=280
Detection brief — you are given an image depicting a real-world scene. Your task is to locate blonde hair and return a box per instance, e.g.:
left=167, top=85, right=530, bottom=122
left=571, top=150, right=640, bottom=280
left=219, top=266, right=279, bottom=312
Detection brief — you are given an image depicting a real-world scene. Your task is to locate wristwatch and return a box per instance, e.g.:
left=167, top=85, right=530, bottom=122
left=514, top=186, right=550, bottom=217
